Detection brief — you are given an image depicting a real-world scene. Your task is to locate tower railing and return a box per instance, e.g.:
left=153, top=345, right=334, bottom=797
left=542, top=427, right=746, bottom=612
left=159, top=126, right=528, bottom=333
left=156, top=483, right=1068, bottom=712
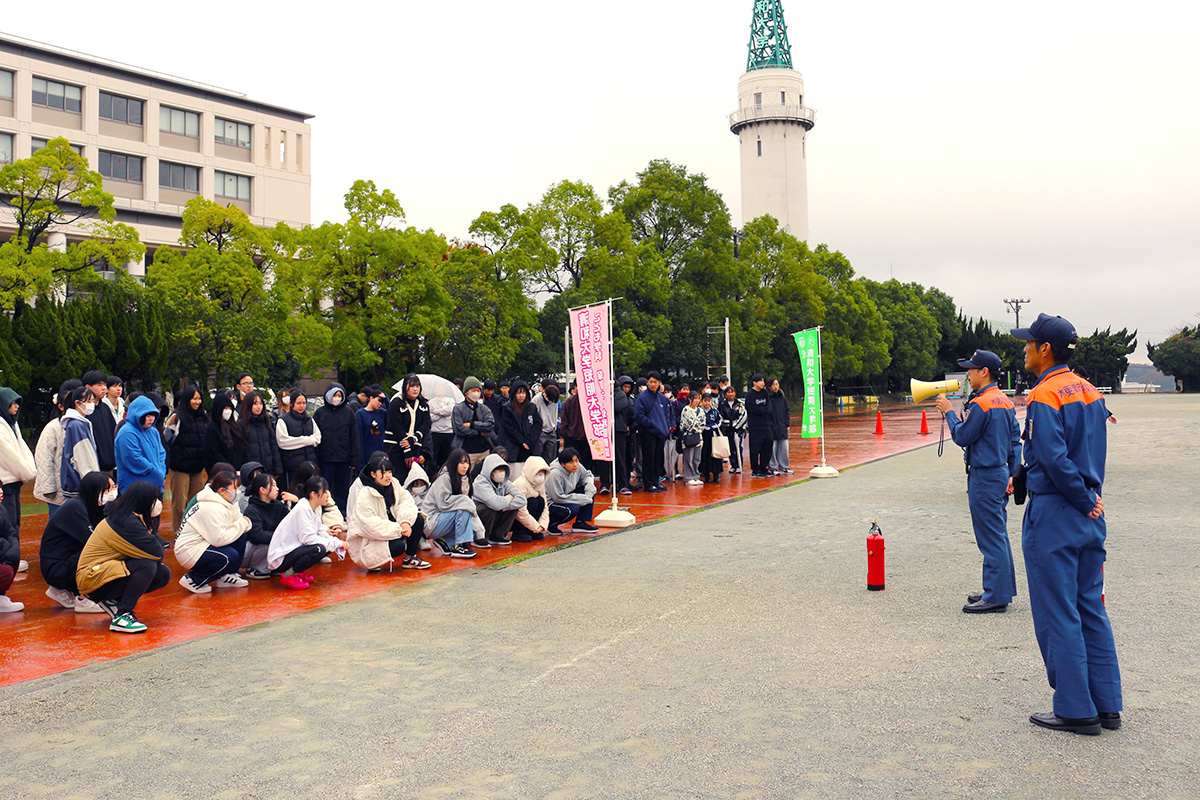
left=728, top=103, right=816, bottom=133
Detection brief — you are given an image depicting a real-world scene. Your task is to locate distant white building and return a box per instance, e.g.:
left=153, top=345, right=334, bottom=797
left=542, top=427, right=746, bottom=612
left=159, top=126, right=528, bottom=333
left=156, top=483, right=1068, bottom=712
left=729, top=0, right=815, bottom=242
left=1, top=32, right=313, bottom=274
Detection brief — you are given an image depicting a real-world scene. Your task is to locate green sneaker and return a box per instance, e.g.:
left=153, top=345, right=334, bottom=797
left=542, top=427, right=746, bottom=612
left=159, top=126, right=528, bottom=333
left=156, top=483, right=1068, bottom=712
left=110, top=612, right=148, bottom=634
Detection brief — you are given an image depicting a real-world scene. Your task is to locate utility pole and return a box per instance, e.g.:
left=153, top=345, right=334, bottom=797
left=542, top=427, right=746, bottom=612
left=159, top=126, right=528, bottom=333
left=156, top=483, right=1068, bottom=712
left=1004, top=298, right=1031, bottom=331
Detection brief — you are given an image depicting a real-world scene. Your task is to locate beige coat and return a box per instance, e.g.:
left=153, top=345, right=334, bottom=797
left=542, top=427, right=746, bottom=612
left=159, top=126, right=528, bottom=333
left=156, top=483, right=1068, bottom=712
left=347, top=478, right=418, bottom=570
left=513, top=456, right=551, bottom=532
left=174, top=485, right=252, bottom=569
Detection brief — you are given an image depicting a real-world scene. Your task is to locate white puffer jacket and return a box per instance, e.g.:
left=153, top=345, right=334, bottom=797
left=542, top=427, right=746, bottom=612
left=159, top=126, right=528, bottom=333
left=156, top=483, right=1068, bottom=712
left=174, top=485, right=252, bottom=569
left=0, top=418, right=36, bottom=485
left=347, top=477, right=418, bottom=570
left=513, top=456, right=551, bottom=532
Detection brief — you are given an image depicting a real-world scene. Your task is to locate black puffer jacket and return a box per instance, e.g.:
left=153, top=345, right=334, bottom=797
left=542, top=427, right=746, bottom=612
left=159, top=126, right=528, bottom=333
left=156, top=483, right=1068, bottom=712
left=37, top=497, right=92, bottom=591
left=614, top=378, right=634, bottom=434
left=496, top=380, right=542, bottom=463
left=204, top=395, right=245, bottom=473
left=768, top=391, right=791, bottom=439
left=241, top=411, right=283, bottom=476
left=245, top=495, right=290, bottom=546
left=313, top=383, right=361, bottom=466
left=0, top=506, right=19, bottom=569
left=170, top=403, right=208, bottom=475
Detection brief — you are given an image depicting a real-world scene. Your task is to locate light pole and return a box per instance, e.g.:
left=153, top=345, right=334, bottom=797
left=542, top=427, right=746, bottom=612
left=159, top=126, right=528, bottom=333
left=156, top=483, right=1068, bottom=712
left=1004, top=298, right=1031, bottom=331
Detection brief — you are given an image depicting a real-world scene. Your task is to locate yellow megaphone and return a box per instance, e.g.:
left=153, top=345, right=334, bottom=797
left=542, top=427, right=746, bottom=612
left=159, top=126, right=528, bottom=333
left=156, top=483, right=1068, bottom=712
left=910, top=378, right=962, bottom=403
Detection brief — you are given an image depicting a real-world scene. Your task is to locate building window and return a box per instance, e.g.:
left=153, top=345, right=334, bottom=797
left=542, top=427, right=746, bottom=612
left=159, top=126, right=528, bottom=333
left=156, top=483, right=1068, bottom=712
left=159, top=161, right=200, bottom=192
left=32, top=77, right=82, bottom=112
left=781, top=91, right=786, bottom=104
left=99, top=92, right=143, bottom=125
left=0, top=70, right=13, bottom=100
left=754, top=92, right=762, bottom=108
left=214, top=170, right=251, bottom=201
left=0, top=132, right=12, bottom=164
left=159, top=105, right=200, bottom=137
left=757, top=139, right=762, bottom=157
left=99, top=150, right=143, bottom=183
left=215, top=117, right=251, bottom=148
left=32, top=138, right=84, bottom=156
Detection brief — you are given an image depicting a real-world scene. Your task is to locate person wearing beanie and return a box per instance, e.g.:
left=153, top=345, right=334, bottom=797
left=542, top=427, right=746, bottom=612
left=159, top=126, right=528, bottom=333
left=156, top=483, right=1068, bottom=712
left=452, top=377, right=496, bottom=468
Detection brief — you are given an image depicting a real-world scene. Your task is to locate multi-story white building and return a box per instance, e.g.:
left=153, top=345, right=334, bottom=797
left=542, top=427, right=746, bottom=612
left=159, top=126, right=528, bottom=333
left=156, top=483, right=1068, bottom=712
left=0, top=32, right=312, bottom=273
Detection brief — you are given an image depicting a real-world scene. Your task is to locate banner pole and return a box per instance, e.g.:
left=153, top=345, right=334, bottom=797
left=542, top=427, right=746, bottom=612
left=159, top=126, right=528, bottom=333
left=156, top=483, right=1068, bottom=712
left=810, top=325, right=839, bottom=478
left=593, top=299, right=636, bottom=527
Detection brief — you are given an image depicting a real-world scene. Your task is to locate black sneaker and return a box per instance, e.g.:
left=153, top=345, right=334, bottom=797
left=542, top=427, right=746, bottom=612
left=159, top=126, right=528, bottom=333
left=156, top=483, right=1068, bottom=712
left=599, top=487, right=611, bottom=495
left=245, top=568, right=272, bottom=581
left=573, top=522, right=600, bottom=533
left=619, top=487, right=633, bottom=496
left=97, top=600, right=120, bottom=620
left=450, top=545, right=477, bottom=559
left=473, top=539, right=492, bottom=549
left=487, top=537, right=512, bottom=546
left=435, top=538, right=453, bottom=556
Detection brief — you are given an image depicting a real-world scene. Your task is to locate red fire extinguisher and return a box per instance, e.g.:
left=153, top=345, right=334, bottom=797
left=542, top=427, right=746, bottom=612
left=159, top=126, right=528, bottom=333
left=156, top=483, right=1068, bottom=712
left=867, top=520, right=885, bottom=591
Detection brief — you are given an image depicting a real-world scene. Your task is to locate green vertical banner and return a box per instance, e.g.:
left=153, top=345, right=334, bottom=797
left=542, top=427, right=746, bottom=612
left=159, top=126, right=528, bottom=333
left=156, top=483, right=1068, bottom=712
left=793, top=328, right=823, bottom=438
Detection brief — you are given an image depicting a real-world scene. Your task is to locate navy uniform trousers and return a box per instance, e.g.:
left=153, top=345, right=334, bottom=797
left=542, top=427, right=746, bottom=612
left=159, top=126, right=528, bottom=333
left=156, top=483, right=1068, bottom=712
left=1022, top=491, right=1122, bottom=719
left=968, top=465, right=1017, bottom=604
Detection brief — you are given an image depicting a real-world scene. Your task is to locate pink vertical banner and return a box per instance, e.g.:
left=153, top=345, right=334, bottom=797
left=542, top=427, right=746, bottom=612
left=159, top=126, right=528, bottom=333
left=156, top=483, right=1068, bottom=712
left=568, top=303, right=613, bottom=462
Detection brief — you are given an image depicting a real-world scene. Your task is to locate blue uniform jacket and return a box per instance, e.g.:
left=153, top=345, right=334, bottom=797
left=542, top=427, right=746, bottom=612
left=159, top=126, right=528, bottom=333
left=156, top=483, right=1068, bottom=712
left=356, top=407, right=387, bottom=461
left=944, top=383, right=1020, bottom=472
left=633, top=389, right=672, bottom=440
left=1023, top=365, right=1108, bottom=515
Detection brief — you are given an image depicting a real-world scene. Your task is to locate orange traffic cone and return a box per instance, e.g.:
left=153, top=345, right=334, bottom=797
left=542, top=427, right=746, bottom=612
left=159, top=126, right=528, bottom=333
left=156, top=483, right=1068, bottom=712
left=874, top=410, right=884, bottom=435
left=920, top=411, right=930, bottom=435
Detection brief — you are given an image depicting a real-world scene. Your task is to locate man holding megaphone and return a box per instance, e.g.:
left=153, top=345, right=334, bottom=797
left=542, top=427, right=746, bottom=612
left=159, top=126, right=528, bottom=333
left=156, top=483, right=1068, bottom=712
left=933, top=350, right=1021, bottom=614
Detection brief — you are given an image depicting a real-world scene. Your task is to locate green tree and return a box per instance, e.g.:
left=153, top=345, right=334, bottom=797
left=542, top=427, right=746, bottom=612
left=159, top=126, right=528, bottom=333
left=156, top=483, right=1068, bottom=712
left=811, top=247, right=890, bottom=385
left=863, top=279, right=941, bottom=389
left=1148, top=325, right=1200, bottom=392
left=1072, top=328, right=1137, bottom=391
left=0, top=138, right=142, bottom=305
left=147, top=198, right=303, bottom=389
left=292, top=181, right=453, bottom=385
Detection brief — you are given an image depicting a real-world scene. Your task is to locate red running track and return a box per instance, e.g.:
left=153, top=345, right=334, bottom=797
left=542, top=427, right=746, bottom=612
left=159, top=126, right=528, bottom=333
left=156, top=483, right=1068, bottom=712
left=0, top=401, right=1014, bottom=687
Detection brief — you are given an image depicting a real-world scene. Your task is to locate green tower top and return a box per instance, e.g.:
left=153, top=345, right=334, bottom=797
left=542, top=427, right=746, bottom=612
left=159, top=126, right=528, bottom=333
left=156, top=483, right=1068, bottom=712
left=746, top=0, right=794, bottom=72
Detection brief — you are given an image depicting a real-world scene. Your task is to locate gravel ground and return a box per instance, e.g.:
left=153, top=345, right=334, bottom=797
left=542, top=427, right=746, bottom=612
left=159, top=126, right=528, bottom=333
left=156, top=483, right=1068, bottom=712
left=0, top=394, right=1195, bottom=800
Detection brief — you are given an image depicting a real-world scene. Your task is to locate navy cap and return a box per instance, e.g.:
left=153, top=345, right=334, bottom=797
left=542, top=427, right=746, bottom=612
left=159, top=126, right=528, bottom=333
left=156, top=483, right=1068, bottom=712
left=957, top=349, right=1003, bottom=375
left=1010, top=313, right=1079, bottom=350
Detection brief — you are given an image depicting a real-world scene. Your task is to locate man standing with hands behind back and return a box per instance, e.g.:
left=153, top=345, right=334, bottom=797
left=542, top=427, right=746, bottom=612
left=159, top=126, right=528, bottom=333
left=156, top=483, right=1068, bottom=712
left=935, top=350, right=1020, bottom=614
left=1010, top=313, right=1122, bottom=736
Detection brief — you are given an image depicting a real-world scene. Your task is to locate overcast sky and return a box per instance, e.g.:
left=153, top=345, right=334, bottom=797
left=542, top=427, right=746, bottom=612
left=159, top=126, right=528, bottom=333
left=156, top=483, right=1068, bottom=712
left=8, top=0, right=1197, bottom=362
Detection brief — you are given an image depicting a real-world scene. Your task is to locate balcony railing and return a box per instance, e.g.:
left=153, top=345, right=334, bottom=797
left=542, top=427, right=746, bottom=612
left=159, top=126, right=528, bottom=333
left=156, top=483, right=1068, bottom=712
left=729, top=103, right=816, bottom=132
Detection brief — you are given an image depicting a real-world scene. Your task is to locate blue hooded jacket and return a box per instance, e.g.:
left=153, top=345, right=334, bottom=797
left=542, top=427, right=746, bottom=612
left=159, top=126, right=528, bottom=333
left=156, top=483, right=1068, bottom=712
left=114, top=394, right=167, bottom=492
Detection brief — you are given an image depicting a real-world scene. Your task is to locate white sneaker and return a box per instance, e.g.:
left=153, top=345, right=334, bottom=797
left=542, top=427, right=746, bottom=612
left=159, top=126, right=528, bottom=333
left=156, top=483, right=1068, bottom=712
left=687, top=479, right=703, bottom=486
left=0, top=595, right=25, bottom=613
left=74, top=595, right=106, bottom=613
left=46, top=586, right=76, bottom=609
left=179, top=574, right=212, bottom=594
left=419, top=538, right=432, bottom=551
left=214, top=573, right=249, bottom=588
left=319, top=556, right=333, bottom=564
left=17, top=559, right=28, bottom=573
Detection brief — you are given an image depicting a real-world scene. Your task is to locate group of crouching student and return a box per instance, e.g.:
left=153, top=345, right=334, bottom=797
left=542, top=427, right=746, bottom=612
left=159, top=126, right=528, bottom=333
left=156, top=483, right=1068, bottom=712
left=12, top=369, right=792, bottom=635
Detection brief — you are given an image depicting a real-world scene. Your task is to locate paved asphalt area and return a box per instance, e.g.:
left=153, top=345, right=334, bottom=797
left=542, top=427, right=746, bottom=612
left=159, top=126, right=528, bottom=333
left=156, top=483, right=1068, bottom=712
left=0, top=395, right=1195, bottom=800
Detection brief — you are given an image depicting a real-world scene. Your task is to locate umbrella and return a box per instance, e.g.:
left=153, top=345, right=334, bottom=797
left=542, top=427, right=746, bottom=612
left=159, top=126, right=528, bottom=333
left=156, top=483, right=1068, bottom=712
left=393, top=373, right=463, bottom=404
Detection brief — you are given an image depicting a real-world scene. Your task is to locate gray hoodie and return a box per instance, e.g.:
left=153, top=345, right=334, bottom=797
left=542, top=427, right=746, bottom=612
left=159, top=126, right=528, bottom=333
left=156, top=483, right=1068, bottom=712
left=419, top=464, right=484, bottom=537
left=546, top=458, right=597, bottom=506
left=472, top=453, right=527, bottom=512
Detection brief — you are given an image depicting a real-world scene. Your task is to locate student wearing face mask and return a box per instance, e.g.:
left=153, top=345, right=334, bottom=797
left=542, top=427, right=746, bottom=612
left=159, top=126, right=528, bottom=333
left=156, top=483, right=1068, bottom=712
left=472, top=453, right=527, bottom=546
left=348, top=453, right=430, bottom=571
left=451, top=377, right=496, bottom=468
left=59, top=386, right=101, bottom=499
left=205, top=393, right=245, bottom=475
left=40, top=471, right=115, bottom=613
left=532, top=383, right=561, bottom=463
left=385, top=375, right=431, bottom=483
left=175, top=470, right=254, bottom=593
left=313, top=382, right=361, bottom=515
left=76, top=481, right=170, bottom=633
left=510, top=456, right=551, bottom=542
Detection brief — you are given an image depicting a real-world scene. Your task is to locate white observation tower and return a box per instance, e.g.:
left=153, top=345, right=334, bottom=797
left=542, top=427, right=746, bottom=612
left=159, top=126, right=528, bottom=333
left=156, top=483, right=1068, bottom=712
left=729, top=0, right=815, bottom=242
